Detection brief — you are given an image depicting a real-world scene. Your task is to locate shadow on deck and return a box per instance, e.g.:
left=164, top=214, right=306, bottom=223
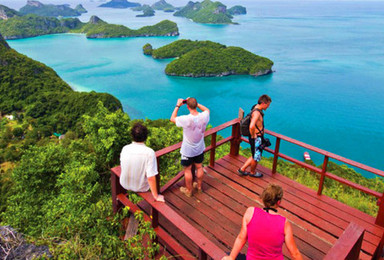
left=111, top=118, right=384, bottom=259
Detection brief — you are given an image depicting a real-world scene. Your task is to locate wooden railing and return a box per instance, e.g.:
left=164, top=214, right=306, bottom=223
left=111, top=117, right=384, bottom=258
left=324, top=222, right=365, bottom=260
left=241, top=127, right=384, bottom=227
left=111, top=119, right=240, bottom=259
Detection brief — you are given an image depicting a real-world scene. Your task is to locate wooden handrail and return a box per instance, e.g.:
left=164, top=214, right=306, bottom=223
left=138, top=191, right=226, bottom=259
left=324, top=222, right=365, bottom=260
left=264, top=129, right=384, bottom=177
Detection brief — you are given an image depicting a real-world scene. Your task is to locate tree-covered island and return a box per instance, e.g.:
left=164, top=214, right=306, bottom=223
left=131, top=5, right=155, bottom=17
left=143, top=39, right=273, bottom=77
left=151, top=0, right=176, bottom=12
left=173, top=0, right=246, bottom=24
left=19, top=0, right=87, bottom=17
left=0, top=12, right=179, bottom=39
left=99, top=0, right=140, bottom=8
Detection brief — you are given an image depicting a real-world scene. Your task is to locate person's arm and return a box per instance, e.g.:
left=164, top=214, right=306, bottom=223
left=170, top=98, right=184, bottom=123
left=284, top=220, right=302, bottom=260
left=197, top=103, right=209, bottom=114
left=147, top=175, right=164, bottom=202
left=249, top=110, right=261, bottom=138
left=222, top=207, right=253, bottom=260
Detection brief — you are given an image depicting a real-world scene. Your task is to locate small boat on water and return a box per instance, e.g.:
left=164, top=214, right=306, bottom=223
left=304, top=151, right=311, bottom=161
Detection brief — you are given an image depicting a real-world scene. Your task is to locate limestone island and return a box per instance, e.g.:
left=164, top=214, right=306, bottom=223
left=0, top=12, right=179, bottom=39
left=173, top=0, right=246, bottom=24
left=19, top=0, right=87, bottom=17
left=151, top=0, right=175, bottom=12
left=227, top=5, right=246, bottom=15
left=132, top=5, right=155, bottom=17
left=99, top=0, right=140, bottom=8
left=143, top=39, right=273, bottom=77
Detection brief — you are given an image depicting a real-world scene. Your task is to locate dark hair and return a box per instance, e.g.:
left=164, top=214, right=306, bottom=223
left=131, top=123, right=148, bottom=142
left=187, top=97, right=197, bottom=109
left=258, top=94, right=272, bottom=105
left=260, top=183, right=283, bottom=208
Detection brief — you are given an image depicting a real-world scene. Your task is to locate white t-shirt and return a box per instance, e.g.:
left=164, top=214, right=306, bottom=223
left=175, top=110, right=210, bottom=157
left=119, top=142, right=158, bottom=192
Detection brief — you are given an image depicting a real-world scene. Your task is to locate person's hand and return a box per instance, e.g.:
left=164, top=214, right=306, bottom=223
left=221, top=256, right=233, bottom=260
left=176, top=98, right=184, bottom=107
left=155, top=194, right=165, bottom=202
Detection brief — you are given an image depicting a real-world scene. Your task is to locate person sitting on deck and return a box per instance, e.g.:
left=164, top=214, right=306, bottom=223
left=223, top=184, right=302, bottom=260
left=119, top=122, right=165, bottom=202
left=170, top=97, right=210, bottom=197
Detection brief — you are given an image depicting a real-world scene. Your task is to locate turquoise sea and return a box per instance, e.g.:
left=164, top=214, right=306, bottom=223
left=3, top=0, right=384, bottom=176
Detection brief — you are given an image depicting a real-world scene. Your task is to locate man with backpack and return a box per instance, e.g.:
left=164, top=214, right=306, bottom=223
left=238, top=94, right=272, bottom=178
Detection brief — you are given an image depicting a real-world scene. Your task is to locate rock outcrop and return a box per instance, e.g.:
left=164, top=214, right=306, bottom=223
left=0, top=226, right=52, bottom=259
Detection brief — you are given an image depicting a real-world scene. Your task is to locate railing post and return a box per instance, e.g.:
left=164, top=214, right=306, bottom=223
left=156, top=157, right=161, bottom=196
left=272, top=137, right=281, bottom=174
left=210, top=132, right=217, bottom=167
left=317, top=155, right=329, bottom=195
left=111, top=170, right=125, bottom=214
left=230, top=122, right=241, bottom=156
left=375, top=193, right=384, bottom=227
left=198, top=248, right=207, bottom=260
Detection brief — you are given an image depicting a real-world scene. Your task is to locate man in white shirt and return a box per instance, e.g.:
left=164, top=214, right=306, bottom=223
left=120, top=123, right=164, bottom=202
left=170, top=97, right=210, bottom=197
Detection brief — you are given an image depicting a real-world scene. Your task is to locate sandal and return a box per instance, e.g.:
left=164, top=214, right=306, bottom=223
left=237, top=168, right=249, bottom=176
left=249, top=172, right=263, bottom=178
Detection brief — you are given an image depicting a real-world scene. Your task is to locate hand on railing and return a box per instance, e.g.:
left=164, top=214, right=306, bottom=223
left=155, top=194, right=165, bottom=202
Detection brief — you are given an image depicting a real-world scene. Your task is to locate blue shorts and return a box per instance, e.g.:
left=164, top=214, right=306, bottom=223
left=180, top=152, right=204, bottom=167
left=249, top=136, right=263, bottom=162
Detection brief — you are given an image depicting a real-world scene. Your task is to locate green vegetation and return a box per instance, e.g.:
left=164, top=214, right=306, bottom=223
left=227, top=5, right=246, bottom=15
left=151, top=0, right=175, bottom=12
left=0, top=14, right=81, bottom=39
left=0, top=32, right=171, bottom=259
left=174, top=0, right=233, bottom=24
left=99, top=0, right=141, bottom=8
left=0, top=5, right=19, bottom=20
left=145, top=39, right=273, bottom=77
left=19, top=0, right=85, bottom=17
left=0, top=13, right=179, bottom=39
left=0, top=32, right=121, bottom=134
left=74, top=17, right=178, bottom=38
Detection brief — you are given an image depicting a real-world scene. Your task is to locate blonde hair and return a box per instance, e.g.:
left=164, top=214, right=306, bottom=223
left=260, top=183, right=283, bottom=208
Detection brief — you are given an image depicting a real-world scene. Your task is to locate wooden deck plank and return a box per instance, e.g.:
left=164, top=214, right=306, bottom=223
left=218, top=155, right=383, bottom=257
left=204, top=164, right=333, bottom=255
left=220, top=155, right=383, bottom=240
left=166, top=186, right=235, bottom=251
left=228, top=154, right=382, bottom=235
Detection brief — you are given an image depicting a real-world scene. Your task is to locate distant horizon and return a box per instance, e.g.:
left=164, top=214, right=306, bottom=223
left=3, top=0, right=384, bottom=11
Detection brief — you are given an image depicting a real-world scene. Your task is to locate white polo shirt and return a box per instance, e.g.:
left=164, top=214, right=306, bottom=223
left=176, top=110, right=210, bottom=157
left=119, top=142, right=158, bottom=192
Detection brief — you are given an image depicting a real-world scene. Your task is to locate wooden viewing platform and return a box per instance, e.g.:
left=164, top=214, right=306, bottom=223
left=111, top=118, right=384, bottom=259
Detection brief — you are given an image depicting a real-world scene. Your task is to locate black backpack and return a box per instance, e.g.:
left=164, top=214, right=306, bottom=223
left=240, top=107, right=263, bottom=137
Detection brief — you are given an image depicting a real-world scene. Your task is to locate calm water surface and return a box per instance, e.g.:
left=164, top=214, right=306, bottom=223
left=4, top=0, right=384, bottom=176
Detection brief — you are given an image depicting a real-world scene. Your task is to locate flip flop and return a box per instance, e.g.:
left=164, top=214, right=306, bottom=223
left=249, top=172, right=263, bottom=178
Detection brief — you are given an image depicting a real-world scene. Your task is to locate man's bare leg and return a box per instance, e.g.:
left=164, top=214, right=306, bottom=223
left=250, top=159, right=258, bottom=174
left=240, top=156, right=253, bottom=172
left=195, top=163, right=204, bottom=190
left=183, top=165, right=193, bottom=193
